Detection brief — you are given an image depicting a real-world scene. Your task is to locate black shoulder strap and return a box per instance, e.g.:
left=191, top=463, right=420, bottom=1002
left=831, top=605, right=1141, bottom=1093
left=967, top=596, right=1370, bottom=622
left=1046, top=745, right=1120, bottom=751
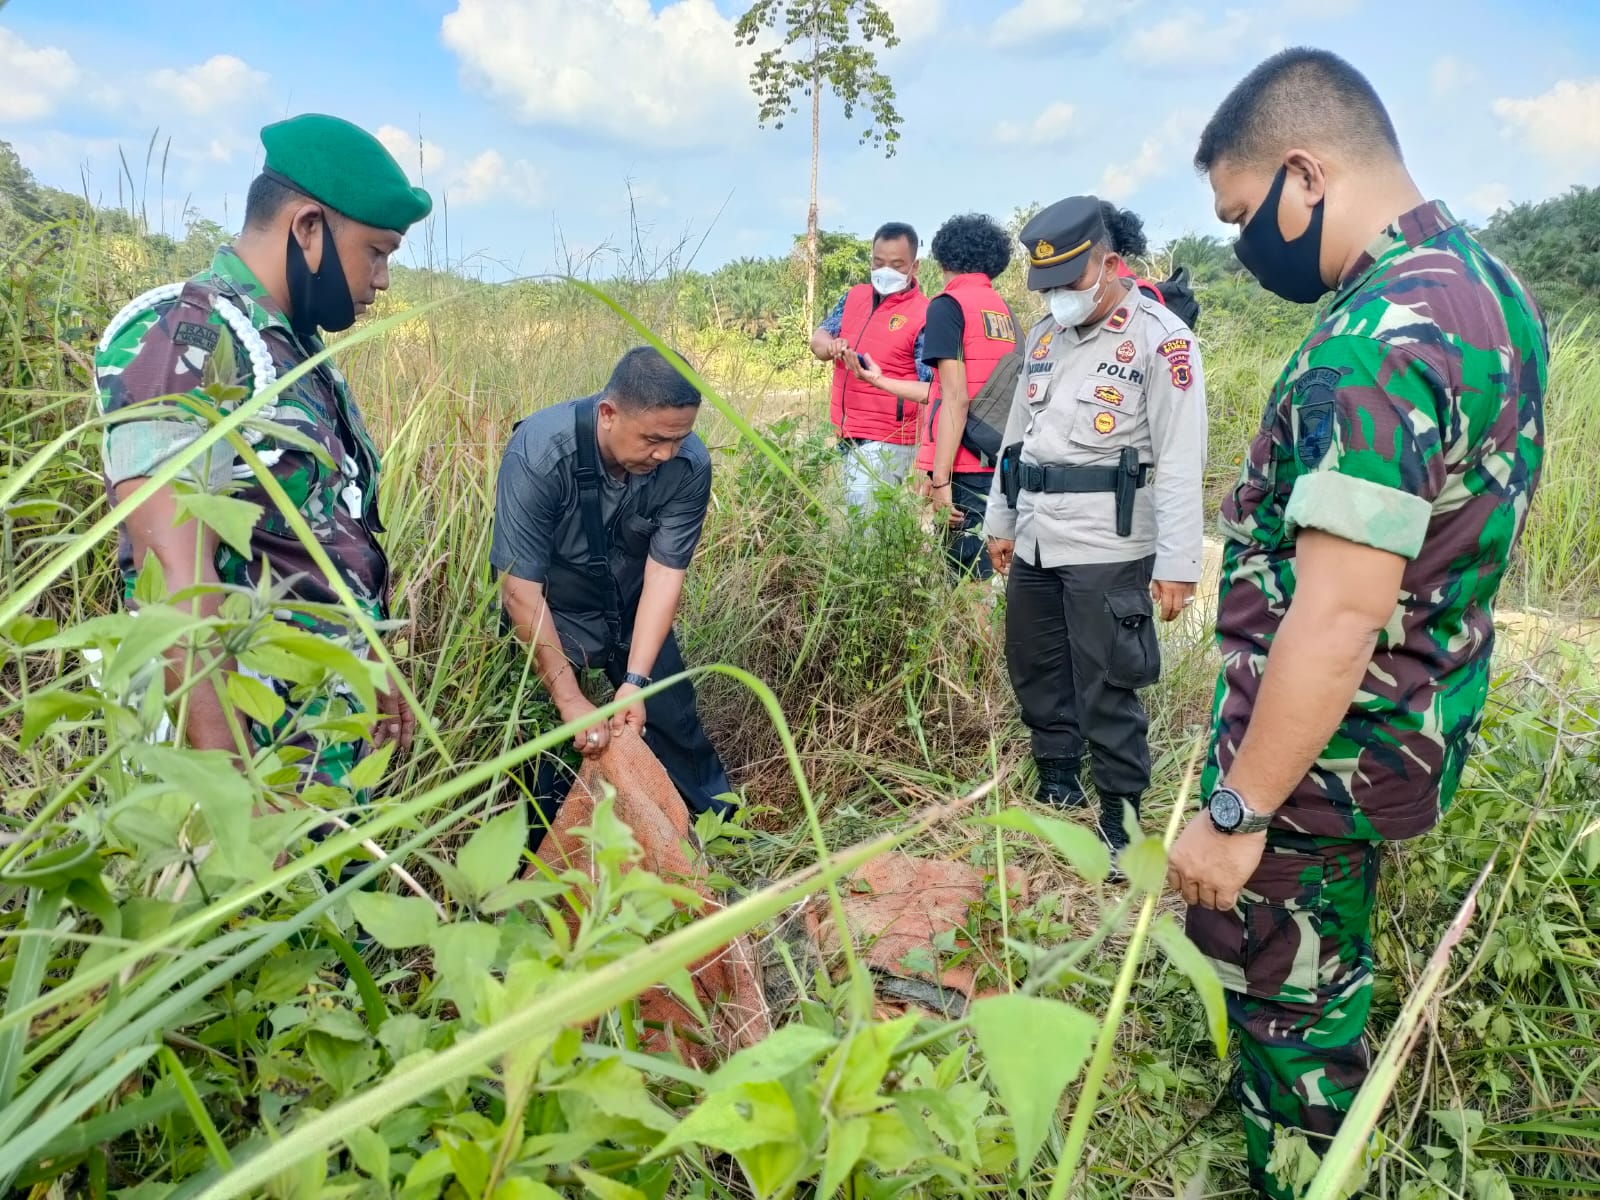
left=573, top=397, right=624, bottom=652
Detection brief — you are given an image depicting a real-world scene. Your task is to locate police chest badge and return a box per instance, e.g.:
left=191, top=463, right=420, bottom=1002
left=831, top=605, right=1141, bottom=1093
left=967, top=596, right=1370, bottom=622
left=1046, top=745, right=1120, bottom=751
left=1291, top=366, right=1343, bottom=468
left=1031, top=331, right=1054, bottom=361
left=1093, top=411, right=1117, bottom=435
left=1115, top=340, right=1136, bottom=363
left=888, top=314, right=907, bottom=331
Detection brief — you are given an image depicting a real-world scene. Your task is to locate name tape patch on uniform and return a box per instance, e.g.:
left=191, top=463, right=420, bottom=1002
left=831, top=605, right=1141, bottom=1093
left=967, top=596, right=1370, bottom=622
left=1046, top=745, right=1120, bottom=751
left=981, top=309, right=1016, bottom=342
left=1093, top=384, right=1124, bottom=407
left=1095, top=362, right=1144, bottom=386
left=1115, top=340, right=1136, bottom=363
left=1159, top=337, right=1190, bottom=360
left=1027, top=361, right=1054, bottom=375
left=1170, top=362, right=1193, bottom=390
left=888, top=314, right=907, bottom=331
left=1106, top=306, right=1130, bottom=332
left=1093, top=411, right=1117, bottom=435
left=174, top=322, right=220, bottom=353
left=1031, top=331, right=1054, bottom=360
left=1292, top=366, right=1344, bottom=467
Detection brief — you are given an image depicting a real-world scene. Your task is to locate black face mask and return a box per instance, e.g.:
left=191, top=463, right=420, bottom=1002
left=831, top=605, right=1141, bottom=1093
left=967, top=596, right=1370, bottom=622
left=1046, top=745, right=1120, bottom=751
left=285, top=215, right=355, bottom=339
left=1233, top=165, right=1329, bottom=304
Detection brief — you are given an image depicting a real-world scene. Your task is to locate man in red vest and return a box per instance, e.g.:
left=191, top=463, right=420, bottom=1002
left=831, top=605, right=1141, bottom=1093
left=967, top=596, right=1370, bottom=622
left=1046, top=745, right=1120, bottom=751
left=914, top=213, right=1018, bottom=579
left=808, top=222, right=932, bottom=515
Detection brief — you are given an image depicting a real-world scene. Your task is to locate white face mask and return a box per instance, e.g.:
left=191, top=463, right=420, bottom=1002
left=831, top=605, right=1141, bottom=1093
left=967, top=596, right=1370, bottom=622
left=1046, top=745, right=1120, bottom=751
left=1046, top=263, right=1104, bottom=328
left=871, top=266, right=909, bottom=296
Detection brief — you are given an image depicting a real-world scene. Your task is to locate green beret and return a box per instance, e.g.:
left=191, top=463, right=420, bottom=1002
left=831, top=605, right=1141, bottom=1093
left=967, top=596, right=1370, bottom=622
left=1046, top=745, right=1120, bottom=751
left=260, top=113, right=432, bottom=233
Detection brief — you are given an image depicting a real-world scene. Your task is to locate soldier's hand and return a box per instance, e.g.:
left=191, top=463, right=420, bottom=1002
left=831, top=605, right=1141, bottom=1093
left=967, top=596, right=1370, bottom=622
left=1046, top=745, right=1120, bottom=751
left=559, top=695, right=610, bottom=758
left=988, top=538, right=1015, bottom=576
left=373, top=680, right=416, bottom=754
left=610, top=682, right=647, bottom=738
left=1166, top=813, right=1266, bottom=911
left=1151, top=579, right=1197, bottom=622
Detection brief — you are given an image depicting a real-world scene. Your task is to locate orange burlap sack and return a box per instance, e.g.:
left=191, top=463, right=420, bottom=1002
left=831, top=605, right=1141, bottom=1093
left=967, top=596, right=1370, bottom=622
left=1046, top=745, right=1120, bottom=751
left=806, top=852, right=1028, bottom=1016
left=529, top=732, right=769, bottom=1064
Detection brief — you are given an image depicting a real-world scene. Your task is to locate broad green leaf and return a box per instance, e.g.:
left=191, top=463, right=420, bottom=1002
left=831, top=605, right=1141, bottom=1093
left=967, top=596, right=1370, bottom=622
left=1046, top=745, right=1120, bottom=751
left=343, top=1126, right=389, bottom=1182
left=713, top=1022, right=837, bottom=1089
left=1152, top=913, right=1229, bottom=1056
left=128, top=744, right=266, bottom=880
left=457, top=806, right=528, bottom=899
left=173, top=490, right=264, bottom=558
left=492, top=1181, right=561, bottom=1200
left=860, top=1110, right=928, bottom=1172
left=968, top=993, right=1098, bottom=1174
left=0, top=614, right=57, bottom=646
left=977, top=808, right=1109, bottom=883
left=572, top=1170, right=645, bottom=1200
left=103, top=606, right=205, bottom=691
left=21, top=690, right=103, bottom=748
left=820, top=1011, right=919, bottom=1117
left=819, top=1116, right=870, bottom=1199
left=1429, top=1107, right=1487, bottom=1149
left=441, top=1133, right=491, bottom=1198
left=348, top=892, right=439, bottom=949
left=480, top=878, right=564, bottom=915
left=1120, top=836, right=1167, bottom=894
left=429, top=922, right=502, bottom=1013
left=347, top=741, right=394, bottom=794
left=646, top=1079, right=799, bottom=1160
left=225, top=671, right=285, bottom=729
left=555, top=1057, right=674, bottom=1133
left=252, top=624, right=377, bottom=712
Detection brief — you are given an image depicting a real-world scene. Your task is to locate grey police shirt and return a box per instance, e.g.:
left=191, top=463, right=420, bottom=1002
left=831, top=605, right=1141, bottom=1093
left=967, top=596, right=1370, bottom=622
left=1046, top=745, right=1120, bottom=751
left=490, top=395, right=712, bottom=658
left=984, top=285, right=1207, bottom=582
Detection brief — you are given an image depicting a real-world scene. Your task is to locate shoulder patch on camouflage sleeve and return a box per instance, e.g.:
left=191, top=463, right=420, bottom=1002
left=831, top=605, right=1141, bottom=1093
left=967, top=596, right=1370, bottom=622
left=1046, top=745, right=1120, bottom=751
left=1291, top=365, right=1344, bottom=468
left=174, top=321, right=220, bottom=353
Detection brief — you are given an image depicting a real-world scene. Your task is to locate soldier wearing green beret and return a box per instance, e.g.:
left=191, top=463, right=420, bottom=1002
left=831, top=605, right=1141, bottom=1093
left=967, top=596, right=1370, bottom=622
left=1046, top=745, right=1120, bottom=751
left=94, top=113, right=432, bottom=815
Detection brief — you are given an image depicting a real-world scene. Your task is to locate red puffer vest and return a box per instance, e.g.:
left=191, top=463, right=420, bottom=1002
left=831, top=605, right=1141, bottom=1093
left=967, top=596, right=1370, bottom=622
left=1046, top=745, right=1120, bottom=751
left=829, top=282, right=929, bottom=445
left=916, top=273, right=1016, bottom=475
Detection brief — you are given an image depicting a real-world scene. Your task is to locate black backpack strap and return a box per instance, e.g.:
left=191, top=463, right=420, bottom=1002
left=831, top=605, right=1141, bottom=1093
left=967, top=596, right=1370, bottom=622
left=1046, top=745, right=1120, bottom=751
left=573, top=397, right=625, bottom=656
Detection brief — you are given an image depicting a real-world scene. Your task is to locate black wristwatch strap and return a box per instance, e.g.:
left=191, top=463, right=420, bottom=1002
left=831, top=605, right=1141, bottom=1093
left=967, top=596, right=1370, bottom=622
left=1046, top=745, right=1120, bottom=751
left=623, top=671, right=652, bottom=689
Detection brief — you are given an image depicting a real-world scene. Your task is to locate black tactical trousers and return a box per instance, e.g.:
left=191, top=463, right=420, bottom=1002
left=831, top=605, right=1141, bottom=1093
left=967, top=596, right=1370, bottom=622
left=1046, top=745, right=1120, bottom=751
left=946, top=471, right=995, bottom=581
left=1003, top=553, right=1159, bottom=798
left=522, top=627, right=734, bottom=846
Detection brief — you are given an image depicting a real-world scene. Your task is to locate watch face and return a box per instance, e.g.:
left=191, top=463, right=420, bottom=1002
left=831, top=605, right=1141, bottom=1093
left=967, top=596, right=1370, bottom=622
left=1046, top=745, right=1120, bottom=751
left=1210, top=790, right=1242, bottom=829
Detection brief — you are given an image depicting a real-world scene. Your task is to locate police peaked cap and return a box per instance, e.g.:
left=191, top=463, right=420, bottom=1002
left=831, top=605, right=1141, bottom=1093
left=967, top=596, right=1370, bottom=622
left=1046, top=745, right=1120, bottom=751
left=260, top=113, right=433, bottom=233
left=1019, top=195, right=1108, bottom=291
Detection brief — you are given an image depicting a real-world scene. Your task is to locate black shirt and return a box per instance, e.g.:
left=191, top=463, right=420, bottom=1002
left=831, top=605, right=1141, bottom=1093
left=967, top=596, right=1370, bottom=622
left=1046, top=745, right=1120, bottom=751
left=920, top=294, right=965, bottom=366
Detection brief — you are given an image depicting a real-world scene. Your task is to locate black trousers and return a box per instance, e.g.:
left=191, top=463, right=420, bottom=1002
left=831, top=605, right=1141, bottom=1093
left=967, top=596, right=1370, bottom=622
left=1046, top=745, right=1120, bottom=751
left=1003, top=554, right=1159, bottom=798
left=947, top=471, right=994, bottom=581
left=521, top=627, right=734, bottom=845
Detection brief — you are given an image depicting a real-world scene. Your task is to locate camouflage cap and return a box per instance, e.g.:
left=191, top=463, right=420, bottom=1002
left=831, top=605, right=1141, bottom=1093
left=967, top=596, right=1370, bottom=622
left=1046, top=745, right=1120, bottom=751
left=260, top=113, right=432, bottom=233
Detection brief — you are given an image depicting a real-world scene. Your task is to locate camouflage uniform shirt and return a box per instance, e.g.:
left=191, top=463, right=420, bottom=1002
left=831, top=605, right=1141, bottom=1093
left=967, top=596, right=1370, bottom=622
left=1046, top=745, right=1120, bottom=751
left=95, top=246, right=389, bottom=637
left=1203, top=201, right=1547, bottom=841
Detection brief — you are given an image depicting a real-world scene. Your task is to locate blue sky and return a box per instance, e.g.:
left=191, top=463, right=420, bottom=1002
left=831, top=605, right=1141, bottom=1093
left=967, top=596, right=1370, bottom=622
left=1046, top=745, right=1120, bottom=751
left=5, top=0, right=1598, bottom=282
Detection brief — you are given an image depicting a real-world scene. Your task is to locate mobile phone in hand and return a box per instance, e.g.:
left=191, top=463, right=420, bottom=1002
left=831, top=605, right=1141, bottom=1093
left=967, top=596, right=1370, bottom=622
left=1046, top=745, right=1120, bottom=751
left=855, top=350, right=875, bottom=372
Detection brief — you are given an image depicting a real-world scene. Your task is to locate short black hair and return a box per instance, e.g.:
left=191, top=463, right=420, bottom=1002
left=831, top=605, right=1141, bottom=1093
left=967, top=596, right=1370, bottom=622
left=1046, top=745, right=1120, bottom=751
left=244, top=172, right=303, bottom=230
left=930, top=213, right=1012, bottom=279
left=604, top=346, right=701, bottom=410
left=1195, top=47, right=1402, bottom=173
left=872, top=221, right=918, bottom=257
left=1097, top=201, right=1148, bottom=259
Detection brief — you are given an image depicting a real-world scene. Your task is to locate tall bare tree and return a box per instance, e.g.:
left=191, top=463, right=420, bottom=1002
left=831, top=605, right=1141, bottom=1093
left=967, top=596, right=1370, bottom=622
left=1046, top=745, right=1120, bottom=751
left=735, top=0, right=902, bottom=332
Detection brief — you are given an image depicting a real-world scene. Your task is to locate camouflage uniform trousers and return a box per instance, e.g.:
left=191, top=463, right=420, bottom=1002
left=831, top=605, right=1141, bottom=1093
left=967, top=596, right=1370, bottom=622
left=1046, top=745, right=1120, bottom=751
left=245, top=667, right=374, bottom=811
left=1186, top=831, right=1381, bottom=1199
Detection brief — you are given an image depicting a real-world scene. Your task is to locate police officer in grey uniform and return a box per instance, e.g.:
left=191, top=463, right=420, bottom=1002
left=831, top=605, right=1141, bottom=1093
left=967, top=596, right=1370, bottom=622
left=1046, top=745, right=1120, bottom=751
left=986, top=196, right=1207, bottom=860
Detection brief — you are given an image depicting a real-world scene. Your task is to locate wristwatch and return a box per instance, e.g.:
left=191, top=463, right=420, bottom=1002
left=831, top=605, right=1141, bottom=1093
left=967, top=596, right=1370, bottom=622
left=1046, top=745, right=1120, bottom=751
left=1207, top=785, right=1272, bottom=835
left=623, top=671, right=652, bottom=689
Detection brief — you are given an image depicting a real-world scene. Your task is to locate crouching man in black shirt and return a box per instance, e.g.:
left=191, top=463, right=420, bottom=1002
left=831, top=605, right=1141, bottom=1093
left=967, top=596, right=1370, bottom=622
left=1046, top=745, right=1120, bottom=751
left=490, top=346, right=734, bottom=837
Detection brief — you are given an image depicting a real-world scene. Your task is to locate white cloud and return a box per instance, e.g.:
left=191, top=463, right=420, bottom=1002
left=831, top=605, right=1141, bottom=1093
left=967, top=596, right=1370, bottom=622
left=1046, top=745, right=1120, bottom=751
left=440, top=0, right=757, bottom=147
left=1464, top=183, right=1512, bottom=218
left=145, top=55, right=269, bottom=115
left=1280, top=0, right=1362, bottom=15
left=1127, top=9, right=1252, bottom=67
left=991, top=0, right=1118, bottom=49
left=376, top=125, right=447, bottom=184
left=446, top=149, right=545, bottom=207
left=876, top=0, right=944, bottom=43
left=1430, top=55, right=1475, bottom=97
left=994, top=101, right=1075, bottom=147
left=0, top=29, right=81, bottom=122
left=1492, top=78, right=1600, bottom=171
left=1099, top=110, right=1204, bottom=201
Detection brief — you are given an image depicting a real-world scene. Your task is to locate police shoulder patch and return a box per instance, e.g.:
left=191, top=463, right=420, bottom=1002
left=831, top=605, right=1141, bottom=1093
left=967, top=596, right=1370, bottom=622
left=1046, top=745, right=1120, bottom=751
left=981, top=309, right=1016, bottom=342
left=1169, top=362, right=1193, bottom=390
left=888, top=313, right=907, bottom=331
left=1159, top=337, right=1190, bottom=360
left=174, top=321, right=220, bottom=353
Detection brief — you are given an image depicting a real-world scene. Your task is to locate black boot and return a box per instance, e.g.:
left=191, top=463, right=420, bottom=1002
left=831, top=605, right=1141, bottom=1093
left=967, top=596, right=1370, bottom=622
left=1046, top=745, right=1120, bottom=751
left=1034, top=757, right=1087, bottom=809
left=1098, top=794, right=1142, bottom=874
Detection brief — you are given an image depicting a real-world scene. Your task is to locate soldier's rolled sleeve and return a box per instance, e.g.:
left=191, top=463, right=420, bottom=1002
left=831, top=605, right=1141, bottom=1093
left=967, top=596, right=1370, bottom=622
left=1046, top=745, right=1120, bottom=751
left=96, top=305, right=235, bottom=492
left=489, top=444, right=562, bottom=583
left=1145, top=333, right=1207, bottom=582
left=648, top=456, right=712, bottom=569
left=983, top=361, right=1030, bottom=541
left=1282, top=336, right=1444, bottom=560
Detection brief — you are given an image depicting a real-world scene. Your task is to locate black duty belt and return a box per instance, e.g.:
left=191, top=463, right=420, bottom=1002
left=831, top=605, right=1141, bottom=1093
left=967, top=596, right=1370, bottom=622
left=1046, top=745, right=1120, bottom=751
left=1017, top=461, right=1150, bottom=493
